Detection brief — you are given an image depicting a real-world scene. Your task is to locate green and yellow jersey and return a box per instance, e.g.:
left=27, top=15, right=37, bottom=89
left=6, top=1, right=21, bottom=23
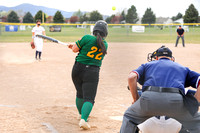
left=75, top=34, right=108, bottom=67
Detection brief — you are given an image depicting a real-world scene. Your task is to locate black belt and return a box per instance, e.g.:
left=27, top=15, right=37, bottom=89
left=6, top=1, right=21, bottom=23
left=75, top=61, right=100, bottom=68
left=143, top=86, right=180, bottom=93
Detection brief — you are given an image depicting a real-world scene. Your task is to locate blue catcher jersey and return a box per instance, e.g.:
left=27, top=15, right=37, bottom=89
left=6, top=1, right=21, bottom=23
left=133, top=58, right=200, bottom=92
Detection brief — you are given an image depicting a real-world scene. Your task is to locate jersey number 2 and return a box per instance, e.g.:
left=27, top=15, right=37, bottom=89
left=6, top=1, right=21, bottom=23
left=87, top=46, right=103, bottom=60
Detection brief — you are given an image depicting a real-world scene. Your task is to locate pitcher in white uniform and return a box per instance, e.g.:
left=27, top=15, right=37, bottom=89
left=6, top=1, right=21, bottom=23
left=31, top=19, right=46, bottom=61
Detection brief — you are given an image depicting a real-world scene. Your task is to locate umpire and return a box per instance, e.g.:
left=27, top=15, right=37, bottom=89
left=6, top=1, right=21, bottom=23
left=175, top=25, right=185, bottom=47
left=120, top=46, right=200, bottom=133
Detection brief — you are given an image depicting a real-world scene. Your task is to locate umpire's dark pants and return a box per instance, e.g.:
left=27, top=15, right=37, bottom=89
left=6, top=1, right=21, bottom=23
left=175, top=35, right=185, bottom=47
left=72, top=61, right=100, bottom=104
left=120, top=90, right=200, bottom=133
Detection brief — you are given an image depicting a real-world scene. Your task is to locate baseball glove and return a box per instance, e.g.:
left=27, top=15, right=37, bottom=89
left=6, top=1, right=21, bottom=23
left=30, top=42, right=35, bottom=49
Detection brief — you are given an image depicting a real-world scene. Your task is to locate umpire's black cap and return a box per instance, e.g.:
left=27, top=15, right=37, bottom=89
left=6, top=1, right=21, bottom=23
left=156, top=45, right=172, bottom=57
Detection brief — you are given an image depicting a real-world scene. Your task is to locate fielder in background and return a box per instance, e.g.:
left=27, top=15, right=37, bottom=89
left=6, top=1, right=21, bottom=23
left=68, top=20, right=108, bottom=130
left=120, top=46, right=200, bottom=133
left=175, top=25, right=185, bottom=47
left=31, top=19, right=46, bottom=61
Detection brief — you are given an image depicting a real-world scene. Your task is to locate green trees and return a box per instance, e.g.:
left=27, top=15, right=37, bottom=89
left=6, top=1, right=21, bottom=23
left=53, top=11, right=64, bottom=23
left=125, top=5, right=138, bottom=23
left=142, top=8, right=156, bottom=24
left=105, top=15, right=115, bottom=23
left=184, top=4, right=199, bottom=23
left=7, top=11, right=19, bottom=23
left=89, top=11, right=103, bottom=21
left=80, top=14, right=89, bottom=23
left=4, top=3, right=200, bottom=24
left=23, top=12, right=34, bottom=23
left=73, top=9, right=83, bottom=18
left=72, top=10, right=103, bottom=23
left=34, top=10, right=46, bottom=23
left=172, top=13, right=183, bottom=21
left=121, top=10, right=126, bottom=22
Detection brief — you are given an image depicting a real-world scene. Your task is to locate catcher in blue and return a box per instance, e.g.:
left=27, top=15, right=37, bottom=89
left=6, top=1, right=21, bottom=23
left=120, top=46, right=200, bottom=133
left=137, top=49, right=196, bottom=133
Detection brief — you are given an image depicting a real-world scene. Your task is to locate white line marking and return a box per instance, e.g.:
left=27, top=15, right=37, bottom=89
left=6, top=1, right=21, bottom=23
left=109, top=116, right=123, bottom=121
left=119, top=104, right=129, bottom=108
left=64, top=105, right=76, bottom=107
left=0, top=104, right=19, bottom=108
left=42, top=123, right=58, bottom=133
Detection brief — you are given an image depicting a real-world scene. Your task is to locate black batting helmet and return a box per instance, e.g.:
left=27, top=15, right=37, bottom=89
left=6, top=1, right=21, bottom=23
left=93, top=20, right=108, bottom=37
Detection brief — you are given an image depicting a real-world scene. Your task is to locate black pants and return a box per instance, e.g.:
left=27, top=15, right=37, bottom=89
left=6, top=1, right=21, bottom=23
left=35, top=51, right=42, bottom=59
left=72, top=61, right=100, bottom=104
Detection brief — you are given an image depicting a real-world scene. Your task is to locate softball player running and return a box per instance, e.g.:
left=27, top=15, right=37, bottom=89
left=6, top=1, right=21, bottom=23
left=68, top=20, right=108, bottom=130
left=31, top=19, right=46, bottom=61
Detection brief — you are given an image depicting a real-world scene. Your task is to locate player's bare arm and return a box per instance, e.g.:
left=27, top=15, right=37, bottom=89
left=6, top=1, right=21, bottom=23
left=194, top=84, right=200, bottom=102
left=42, top=31, right=46, bottom=36
left=68, top=44, right=79, bottom=52
left=128, top=72, right=139, bottom=103
left=32, top=32, right=35, bottom=42
left=71, top=44, right=80, bottom=53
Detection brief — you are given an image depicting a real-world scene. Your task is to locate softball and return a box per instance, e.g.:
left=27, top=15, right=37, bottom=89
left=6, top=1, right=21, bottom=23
left=112, top=6, right=116, bottom=11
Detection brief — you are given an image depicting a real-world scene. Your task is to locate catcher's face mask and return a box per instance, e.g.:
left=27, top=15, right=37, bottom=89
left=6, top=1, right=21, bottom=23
left=147, top=51, right=157, bottom=62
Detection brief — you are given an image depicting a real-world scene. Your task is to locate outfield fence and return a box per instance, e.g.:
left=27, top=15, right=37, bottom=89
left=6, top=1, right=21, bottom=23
left=0, top=22, right=200, bottom=43
left=0, top=22, right=200, bottom=26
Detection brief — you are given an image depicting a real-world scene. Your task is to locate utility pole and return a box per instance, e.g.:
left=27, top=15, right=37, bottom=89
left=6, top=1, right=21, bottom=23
left=42, top=11, right=44, bottom=23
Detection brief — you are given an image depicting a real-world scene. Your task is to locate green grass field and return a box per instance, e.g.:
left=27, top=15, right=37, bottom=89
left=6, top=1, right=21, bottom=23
left=0, top=25, right=200, bottom=44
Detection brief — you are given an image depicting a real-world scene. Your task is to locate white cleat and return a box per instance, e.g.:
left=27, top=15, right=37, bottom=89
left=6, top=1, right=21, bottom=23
left=79, top=119, right=91, bottom=130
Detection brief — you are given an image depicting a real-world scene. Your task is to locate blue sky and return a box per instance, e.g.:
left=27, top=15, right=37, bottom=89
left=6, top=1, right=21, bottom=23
left=0, top=0, right=200, bottom=17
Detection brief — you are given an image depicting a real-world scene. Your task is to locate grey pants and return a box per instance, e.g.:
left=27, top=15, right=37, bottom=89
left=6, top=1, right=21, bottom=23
left=120, top=91, right=200, bottom=133
left=175, top=35, right=185, bottom=47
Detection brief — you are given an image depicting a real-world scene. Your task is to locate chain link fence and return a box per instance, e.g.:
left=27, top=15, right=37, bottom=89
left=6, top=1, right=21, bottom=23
left=0, top=22, right=200, bottom=43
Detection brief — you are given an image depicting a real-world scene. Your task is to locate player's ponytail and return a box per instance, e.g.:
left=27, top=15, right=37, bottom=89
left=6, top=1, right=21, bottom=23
left=94, top=31, right=107, bottom=55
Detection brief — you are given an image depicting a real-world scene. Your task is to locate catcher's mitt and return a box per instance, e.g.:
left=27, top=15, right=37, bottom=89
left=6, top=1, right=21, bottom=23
left=30, top=42, right=35, bottom=49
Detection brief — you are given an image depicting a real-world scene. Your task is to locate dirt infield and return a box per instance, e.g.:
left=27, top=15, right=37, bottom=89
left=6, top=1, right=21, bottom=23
left=0, top=42, right=200, bottom=133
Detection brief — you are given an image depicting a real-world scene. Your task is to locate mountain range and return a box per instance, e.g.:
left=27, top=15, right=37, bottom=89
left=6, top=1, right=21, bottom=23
left=0, top=3, right=74, bottom=18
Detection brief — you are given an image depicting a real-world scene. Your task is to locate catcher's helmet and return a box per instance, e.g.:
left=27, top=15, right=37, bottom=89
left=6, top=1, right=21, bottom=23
left=93, top=20, right=108, bottom=37
left=156, top=45, right=172, bottom=57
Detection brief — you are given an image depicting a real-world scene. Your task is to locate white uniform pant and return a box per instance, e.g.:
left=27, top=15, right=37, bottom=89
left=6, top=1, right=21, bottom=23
left=34, top=37, right=43, bottom=52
